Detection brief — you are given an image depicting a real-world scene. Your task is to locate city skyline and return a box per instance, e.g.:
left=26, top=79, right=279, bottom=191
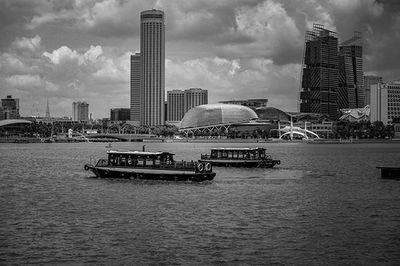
left=0, top=0, right=399, bottom=118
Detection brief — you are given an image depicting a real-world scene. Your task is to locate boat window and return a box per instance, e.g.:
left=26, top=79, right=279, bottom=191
left=136, top=157, right=144, bottom=166
left=127, top=156, right=133, bottom=166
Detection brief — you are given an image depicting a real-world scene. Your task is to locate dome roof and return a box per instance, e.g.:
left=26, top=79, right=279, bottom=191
left=255, top=107, right=290, bottom=121
left=180, top=104, right=258, bottom=129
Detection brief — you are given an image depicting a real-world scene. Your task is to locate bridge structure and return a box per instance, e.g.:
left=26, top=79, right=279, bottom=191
left=84, top=133, right=158, bottom=142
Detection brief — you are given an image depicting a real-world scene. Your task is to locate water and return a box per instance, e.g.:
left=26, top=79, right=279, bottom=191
left=1, top=142, right=400, bottom=264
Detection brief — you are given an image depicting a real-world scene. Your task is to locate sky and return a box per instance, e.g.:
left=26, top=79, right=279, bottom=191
left=0, top=0, right=399, bottom=119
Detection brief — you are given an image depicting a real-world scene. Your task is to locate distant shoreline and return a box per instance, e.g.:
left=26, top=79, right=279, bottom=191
left=1, top=137, right=400, bottom=144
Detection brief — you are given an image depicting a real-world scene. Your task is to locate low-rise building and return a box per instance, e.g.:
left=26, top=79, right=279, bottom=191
left=1, top=95, right=20, bottom=120
left=110, top=108, right=130, bottom=122
left=370, top=82, right=400, bottom=125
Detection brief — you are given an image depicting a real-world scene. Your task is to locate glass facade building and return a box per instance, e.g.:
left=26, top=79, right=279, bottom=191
left=300, top=24, right=339, bottom=119
left=338, top=32, right=364, bottom=109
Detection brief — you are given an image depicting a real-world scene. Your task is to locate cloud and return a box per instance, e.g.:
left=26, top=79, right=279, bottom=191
left=1, top=35, right=130, bottom=117
left=1, top=0, right=400, bottom=118
left=26, top=0, right=151, bottom=38
left=166, top=56, right=300, bottom=111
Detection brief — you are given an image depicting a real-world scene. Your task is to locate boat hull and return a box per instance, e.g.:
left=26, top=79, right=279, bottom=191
left=85, top=165, right=215, bottom=182
left=376, top=167, right=400, bottom=179
left=199, top=159, right=280, bottom=168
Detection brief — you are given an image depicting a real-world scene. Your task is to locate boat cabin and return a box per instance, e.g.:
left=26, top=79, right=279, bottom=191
left=107, top=150, right=175, bottom=167
left=204, top=147, right=269, bottom=160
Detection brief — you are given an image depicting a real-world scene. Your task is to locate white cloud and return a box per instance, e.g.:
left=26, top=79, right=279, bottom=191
left=1, top=35, right=131, bottom=117
left=11, top=35, right=43, bottom=55
left=166, top=56, right=300, bottom=111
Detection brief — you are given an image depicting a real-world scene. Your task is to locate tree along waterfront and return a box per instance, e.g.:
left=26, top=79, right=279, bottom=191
left=0, top=120, right=395, bottom=140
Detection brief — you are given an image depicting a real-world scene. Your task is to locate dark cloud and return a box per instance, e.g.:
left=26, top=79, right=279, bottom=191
left=0, top=0, right=400, bottom=117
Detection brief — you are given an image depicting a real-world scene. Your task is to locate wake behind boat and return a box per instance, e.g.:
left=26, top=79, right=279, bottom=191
left=200, top=147, right=280, bottom=168
left=84, top=149, right=215, bottom=182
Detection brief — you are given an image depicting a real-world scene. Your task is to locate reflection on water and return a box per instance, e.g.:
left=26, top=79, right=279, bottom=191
left=1, top=142, right=400, bottom=264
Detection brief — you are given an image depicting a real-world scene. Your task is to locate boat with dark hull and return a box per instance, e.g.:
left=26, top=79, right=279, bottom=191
left=200, top=147, right=280, bottom=168
left=84, top=150, right=215, bottom=182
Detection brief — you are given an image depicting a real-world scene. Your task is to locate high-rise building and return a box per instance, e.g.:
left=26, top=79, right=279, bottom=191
left=338, top=32, right=364, bottom=109
left=0, top=95, right=20, bottom=120
left=167, top=90, right=185, bottom=122
left=140, top=9, right=165, bottom=126
left=130, top=52, right=141, bottom=125
left=364, top=75, right=383, bottom=106
left=300, top=24, right=339, bottom=119
left=166, top=88, right=208, bottom=122
left=72, top=101, right=89, bottom=122
left=184, top=88, right=208, bottom=113
left=111, top=108, right=131, bottom=122
left=370, top=82, right=400, bottom=125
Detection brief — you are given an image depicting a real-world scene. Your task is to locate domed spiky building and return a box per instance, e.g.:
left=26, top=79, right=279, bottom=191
left=179, top=104, right=259, bottom=134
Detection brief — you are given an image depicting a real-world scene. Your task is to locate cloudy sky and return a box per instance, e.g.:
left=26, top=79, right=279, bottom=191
left=0, top=0, right=399, bottom=118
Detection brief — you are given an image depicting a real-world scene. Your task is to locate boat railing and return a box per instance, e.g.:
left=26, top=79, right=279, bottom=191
left=96, top=159, right=108, bottom=167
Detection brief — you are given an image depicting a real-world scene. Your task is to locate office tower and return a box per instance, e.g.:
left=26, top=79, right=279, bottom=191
left=72, top=101, right=89, bottom=122
left=140, top=9, right=165, bottom=126
left=184, top=88, right=208, bottom=113
left=364, top=75, right=383, bottom=106
left=300, top=24, right=339, bottom=119
left=370, top=82, right=400, bottom=125
left=130, top=53, right=141, bottom=125
left=111, top=108, right=131, bottom=121
left=167, top=90, right=185, bottom=122
left=338, top=32, right=364, bottom=109
left=0, top=95, right=20, bottom=120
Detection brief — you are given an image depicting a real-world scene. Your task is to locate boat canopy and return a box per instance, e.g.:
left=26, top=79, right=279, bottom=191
left=107, top=150, right=174, bottom=157
left=210, top=147, right=266, bottom=151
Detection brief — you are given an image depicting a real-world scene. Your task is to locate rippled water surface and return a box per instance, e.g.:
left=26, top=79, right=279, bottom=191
left=1, top=142, right=400, bottom=264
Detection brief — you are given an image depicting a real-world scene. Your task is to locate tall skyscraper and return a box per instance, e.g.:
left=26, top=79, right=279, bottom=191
left=338, top=32, right=364, bottom=109
left=130, top=52, right=141, bottom=125
left=140, top=9, right=165, bottom=126
left=183, top=88, right=208, bottom=113
left=72, top=101, right=89, bottom=122
left=300, top=24, right=339, bottom=119
left=364, top=75, right=383, bottom=106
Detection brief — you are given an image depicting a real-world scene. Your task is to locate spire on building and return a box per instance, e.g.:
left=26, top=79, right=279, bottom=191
left=45, top=99, right=51, bottom=119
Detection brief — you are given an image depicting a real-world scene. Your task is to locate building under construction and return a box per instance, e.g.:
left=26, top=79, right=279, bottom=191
left=338, top=32, right=364, bottom=109
left=300, top=24, right=339, bottom=119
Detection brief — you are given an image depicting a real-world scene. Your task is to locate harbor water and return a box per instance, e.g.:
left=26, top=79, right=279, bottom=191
left=1, top=142, right=400, bottom=264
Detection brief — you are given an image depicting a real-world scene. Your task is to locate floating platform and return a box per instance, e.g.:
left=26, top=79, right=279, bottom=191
left=376, top=167, right=400, bottom=179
